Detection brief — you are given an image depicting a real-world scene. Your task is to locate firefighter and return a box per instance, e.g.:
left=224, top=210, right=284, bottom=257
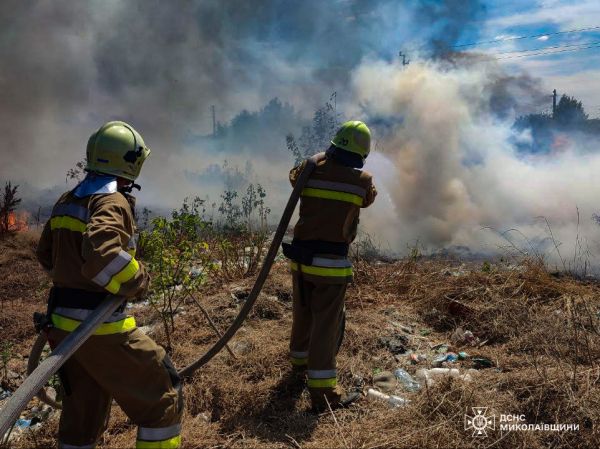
left=36, top=121, right=183, bottom=449
left=283, top=120, right=377, bottom=411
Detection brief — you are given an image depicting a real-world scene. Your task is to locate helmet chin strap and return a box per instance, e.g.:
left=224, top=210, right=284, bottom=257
left=119, top=182, right=141, bottom=194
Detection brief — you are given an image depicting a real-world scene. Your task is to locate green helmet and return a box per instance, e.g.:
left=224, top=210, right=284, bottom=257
left=85, top=121, right=151, bottom=181
left=331, top=120, right=371, bottom=160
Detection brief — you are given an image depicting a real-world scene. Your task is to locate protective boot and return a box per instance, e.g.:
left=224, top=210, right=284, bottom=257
left=289, top=365, right=307, bottom=396
left=310, top=386, right=360, bottom=413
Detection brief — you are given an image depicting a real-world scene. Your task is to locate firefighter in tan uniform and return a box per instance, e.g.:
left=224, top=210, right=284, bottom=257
left=283, top=121, right=377, bottom=411
left=36, top=121, right=183, bottom=449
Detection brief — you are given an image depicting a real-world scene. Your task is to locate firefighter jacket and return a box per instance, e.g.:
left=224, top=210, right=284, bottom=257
left=37, top=177, right=149, bottom=300
left=288, top=153, right=377, bottom=283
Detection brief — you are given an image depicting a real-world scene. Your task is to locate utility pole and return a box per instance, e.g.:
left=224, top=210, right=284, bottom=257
left=552, top=89, right=557, bottom=118
left=398, top=51, right=410, bottom=67
left=211, top=105, right=216, bottom=136
left=330, top=91, right=337, bottom=124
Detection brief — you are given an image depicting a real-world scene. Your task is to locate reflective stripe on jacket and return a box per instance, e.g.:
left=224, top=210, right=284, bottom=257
left=288, top=153, right=376, bottom=282
left=37, top=189, right=149, bottom=300
left=290, top=153, right=377, bottom=244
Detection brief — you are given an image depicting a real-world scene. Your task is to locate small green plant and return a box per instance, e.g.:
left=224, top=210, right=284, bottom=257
left=1, top=341, right=14, bottom=385
left=213, top=183, right=271, bottom=278
left=140, top=197, right=215, bottom=351
left=482, top=261, right=491, bottom=273
left=409, top=244, right=422, bottom=262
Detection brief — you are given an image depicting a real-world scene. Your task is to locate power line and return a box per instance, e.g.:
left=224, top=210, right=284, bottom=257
left=489, top=40, right=600, bottom=56
left=452, top=25, right=600, bottom=49
left=496, top=42, right=600, bottom=60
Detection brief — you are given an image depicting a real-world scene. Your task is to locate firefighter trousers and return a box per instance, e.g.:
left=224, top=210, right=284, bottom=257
left=47, top=327, right=183, bottom=449
left=289, top=274, right=347, bottom=407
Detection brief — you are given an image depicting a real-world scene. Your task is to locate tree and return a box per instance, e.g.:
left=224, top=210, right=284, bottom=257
left=513, top=93, right=593, bottom=154
left=554, top=94, right=588, bottom=126
left=286, top=95, right=339, bottom=165
left=0, top=181, right=22, bottom=236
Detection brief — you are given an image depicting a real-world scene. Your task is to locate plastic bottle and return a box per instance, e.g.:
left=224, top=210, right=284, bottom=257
left=393, top=368, right=421, bottom=392
left=415, top=368, right=461, bottom=386
left=367, top=388, right=410, bottom=407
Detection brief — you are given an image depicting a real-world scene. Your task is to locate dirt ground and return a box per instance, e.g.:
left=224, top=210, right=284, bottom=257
left=1, top=232, right=599, bottom=448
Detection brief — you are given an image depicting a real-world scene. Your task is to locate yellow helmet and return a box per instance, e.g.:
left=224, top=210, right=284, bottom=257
left=85, top=121, right=151, bottom=181
left=331, top=120, right=371, bottom=160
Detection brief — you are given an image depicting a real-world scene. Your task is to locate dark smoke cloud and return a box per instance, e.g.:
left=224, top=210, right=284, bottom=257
left=413, top=0, right=487, bottom=56
left=0, top=0, right=488, bottom=207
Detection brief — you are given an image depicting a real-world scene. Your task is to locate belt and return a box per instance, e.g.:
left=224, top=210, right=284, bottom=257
left=49, top=287, right=124, bottom=312
left=291, top=239, right=349, bottom=257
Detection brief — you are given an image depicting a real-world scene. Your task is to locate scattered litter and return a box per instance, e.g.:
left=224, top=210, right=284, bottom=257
left=366, top=388, right=410, bottom=407
left=431, top=343, right=449, bottom=353
left=393, top=368, right=421, bottom=392
left=378, top=334, right=409, bottom=355
left=415, top=368, right=476, bottom=386
left=15, top=418, right=32, bottom=429
left=472, top=357, right=495, bottom=369
left=432, top=352, right=460, bottom=366
left=445, top=352, right=458, bottom=362
left=450, top=327, right=479, bottom=346
left=373, top=371, right=397, bottom=394
left=458, top=351, right=469, bottom=360
left=352, top=374, right=365, bottom=389
left=409, top=353, right=427, bottom=364
left=432, top=354, right=448, bottom=367
left=0, top=389, right=11, bottom=400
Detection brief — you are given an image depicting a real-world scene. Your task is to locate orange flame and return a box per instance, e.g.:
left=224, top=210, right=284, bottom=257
left=7, top=211, right=29, bottom=232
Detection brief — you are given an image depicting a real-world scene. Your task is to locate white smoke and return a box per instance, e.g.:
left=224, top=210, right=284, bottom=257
left=351, top=59, right=600, bottom=270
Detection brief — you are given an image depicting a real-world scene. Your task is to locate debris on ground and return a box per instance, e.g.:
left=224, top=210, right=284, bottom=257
left=450, top=327, right=479, bottom=346
left=409, top=353, right=427, bottom=364
left=373, top=371, right=397, bottom=393
left=366, top=388, right=410, bottom=408
left=393, top=368, right=421, bottom=392
left=415, top=367, right=476, bottom=386
left=378, top=334, right=409, bottom=355
left=471, top=356, right=495, bottom=369
left=3, top=233, right=600, bottom=448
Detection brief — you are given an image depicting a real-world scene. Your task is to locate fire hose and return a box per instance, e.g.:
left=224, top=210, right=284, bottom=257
left=0, top=155, right=318, bottom=436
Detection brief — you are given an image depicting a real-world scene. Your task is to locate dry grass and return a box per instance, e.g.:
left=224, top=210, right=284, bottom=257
left=3, top=234, right=599, bottom=448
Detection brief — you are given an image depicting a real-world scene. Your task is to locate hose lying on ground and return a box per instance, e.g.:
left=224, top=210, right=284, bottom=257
left=3, top=155, right=319, bottom=429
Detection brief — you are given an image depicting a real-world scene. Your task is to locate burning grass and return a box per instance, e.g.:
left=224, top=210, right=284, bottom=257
left=2, top=233, right=599, bottom=448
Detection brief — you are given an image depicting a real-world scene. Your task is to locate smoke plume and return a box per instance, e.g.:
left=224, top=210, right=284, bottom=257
left=352, top=58, right=600, bottom=269
left=3, top=1, right=599, bottom=270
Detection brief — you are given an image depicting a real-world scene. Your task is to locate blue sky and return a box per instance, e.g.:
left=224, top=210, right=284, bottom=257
left=465, top=0, right=600, bottom=116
